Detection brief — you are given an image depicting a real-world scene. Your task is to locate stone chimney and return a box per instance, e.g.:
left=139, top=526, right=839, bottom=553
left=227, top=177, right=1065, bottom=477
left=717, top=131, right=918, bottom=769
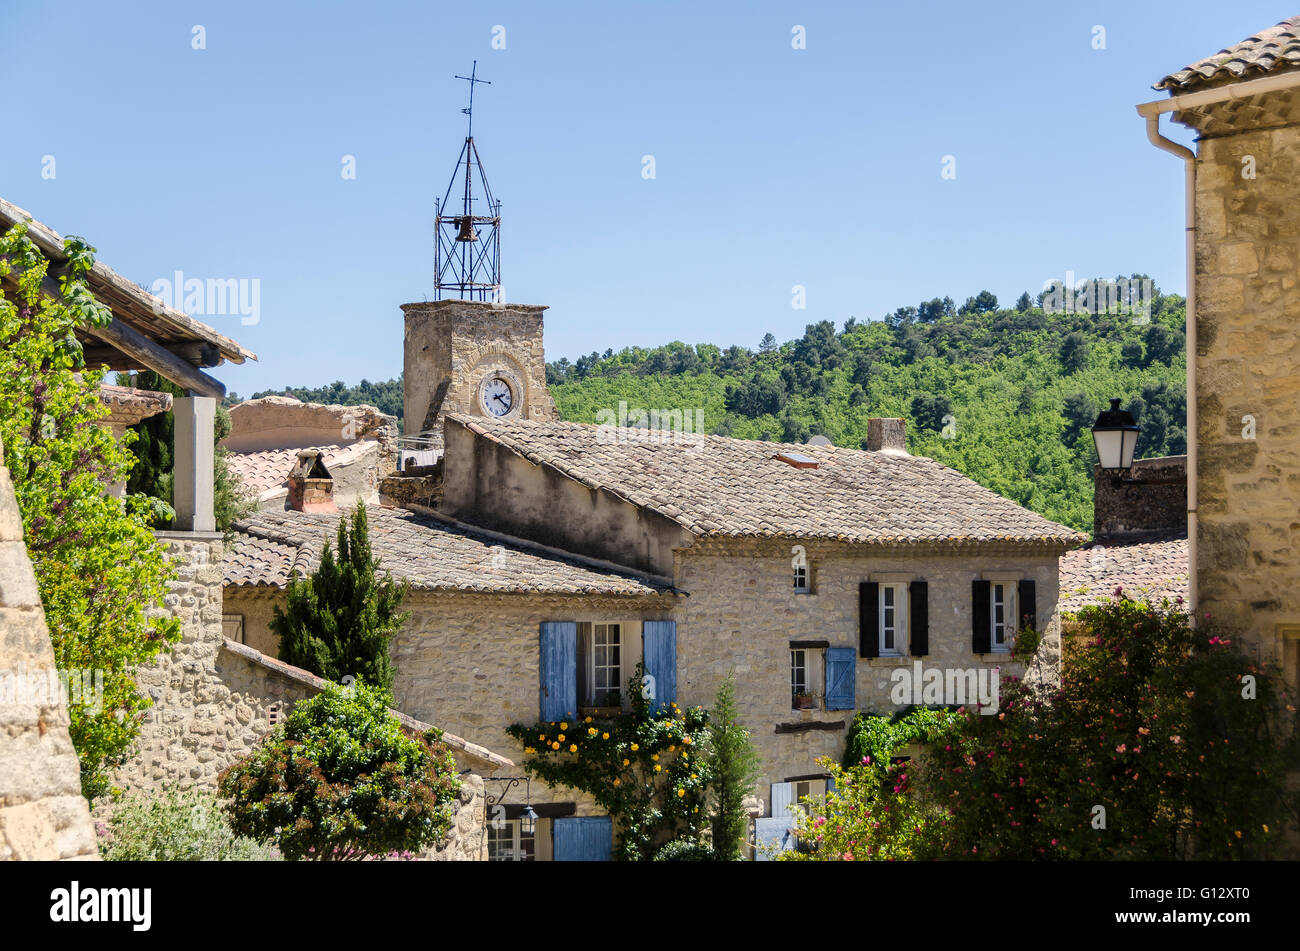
left=866, top=418, right=908, bottom=454
left=1093, top=455, right=1187, bottom=540
left=287, top=450, right=336, bottom=513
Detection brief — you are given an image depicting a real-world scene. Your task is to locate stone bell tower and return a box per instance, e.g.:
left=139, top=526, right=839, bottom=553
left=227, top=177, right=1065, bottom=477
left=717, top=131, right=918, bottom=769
left=401, top=299, right=557, bottom=445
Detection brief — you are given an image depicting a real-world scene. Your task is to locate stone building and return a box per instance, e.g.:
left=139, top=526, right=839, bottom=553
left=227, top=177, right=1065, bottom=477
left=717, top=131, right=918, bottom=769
left=222, top=297, right=1085, bottom=860
left=1140, top=17, right=1300, bottom=693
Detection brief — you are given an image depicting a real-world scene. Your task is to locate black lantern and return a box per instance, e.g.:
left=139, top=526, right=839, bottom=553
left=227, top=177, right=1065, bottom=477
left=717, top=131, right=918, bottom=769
left=520, top=803, right=539, bottom=836
left=1091, top=398, right=1140, bottom=483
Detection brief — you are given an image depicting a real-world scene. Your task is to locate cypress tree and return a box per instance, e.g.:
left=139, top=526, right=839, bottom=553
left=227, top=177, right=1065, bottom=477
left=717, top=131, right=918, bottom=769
left=707, top=675, right=761, bottom=860
left=272, top=502, right=409, bottom=690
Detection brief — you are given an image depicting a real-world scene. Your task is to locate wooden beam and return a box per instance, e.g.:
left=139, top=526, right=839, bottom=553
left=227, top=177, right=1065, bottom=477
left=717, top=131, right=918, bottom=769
left=775, top=720, right=845, bottom=735
left=81, top=341, right=221, bottom=370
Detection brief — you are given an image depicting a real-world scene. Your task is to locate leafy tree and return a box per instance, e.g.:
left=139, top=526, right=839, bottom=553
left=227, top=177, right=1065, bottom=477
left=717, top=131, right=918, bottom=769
left=758, top=332, right=778, bottom=353
left=1015, top=291, right=1033, bottom=312
left=1120, top=338, right=1145, bottom=369
left=218, top=681, right=461, bottom=861
left=910, top=392, right=953, bottom=433
left=0, top=224, right=181, bottom=800
left=1058, top=331, right=1090, bottom=373
left=1143, top=322, right=1180, bottom=366
left=1062, top=392, right=1098, bottom=444
left=273, top=502, right=409, bottom=690
left=706, top=676, right=761, bottom=860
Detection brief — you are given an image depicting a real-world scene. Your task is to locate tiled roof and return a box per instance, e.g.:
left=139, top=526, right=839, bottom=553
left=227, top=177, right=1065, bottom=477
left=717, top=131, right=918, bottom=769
left=225, top=445, right=344, bottom=496
left=1058, top=532, right=1189, bottom=614
left=1155, top=16, right=1300, bottom=91
left=449, top=415, right=1085, bottom=549
left=223, top=505, right=674, bottom=596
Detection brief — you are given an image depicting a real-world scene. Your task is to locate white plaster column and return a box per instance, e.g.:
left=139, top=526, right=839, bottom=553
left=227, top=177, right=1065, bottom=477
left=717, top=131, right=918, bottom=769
left=172, top=396, right=215, bottom=532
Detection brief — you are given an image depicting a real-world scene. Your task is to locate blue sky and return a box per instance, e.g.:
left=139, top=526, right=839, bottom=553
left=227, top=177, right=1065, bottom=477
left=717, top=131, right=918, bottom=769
left=0, top=1, right=1282, bottom=396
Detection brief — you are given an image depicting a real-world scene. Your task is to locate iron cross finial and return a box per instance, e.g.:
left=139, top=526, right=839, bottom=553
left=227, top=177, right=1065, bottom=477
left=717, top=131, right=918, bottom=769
left=454, top=60, right=491, bottom=139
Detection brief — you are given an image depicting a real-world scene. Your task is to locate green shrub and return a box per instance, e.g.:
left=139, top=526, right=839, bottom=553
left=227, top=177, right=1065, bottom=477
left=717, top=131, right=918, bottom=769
left=97, top=788, right=279, bottom=861
left=218, top=681, right=461, bottom=861
left=653, top=837, right=715, bottom=861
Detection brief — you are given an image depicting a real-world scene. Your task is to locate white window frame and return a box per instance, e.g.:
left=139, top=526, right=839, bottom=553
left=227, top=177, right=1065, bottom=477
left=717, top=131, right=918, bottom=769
left=792, top=545, right=810, bottom=593
left=580, top=622, right=624, bottom=708
left=791, top=649, right=808, bottom=703
left=990, top=582, right=1015, bottom=653
left=486, top=818, right=536, bottom=862
left=878, top=583, right=908, bottom=656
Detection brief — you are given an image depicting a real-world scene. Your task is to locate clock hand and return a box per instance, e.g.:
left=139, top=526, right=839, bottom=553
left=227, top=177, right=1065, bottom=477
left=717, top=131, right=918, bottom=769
left=493, top=393, right=510, bottom=407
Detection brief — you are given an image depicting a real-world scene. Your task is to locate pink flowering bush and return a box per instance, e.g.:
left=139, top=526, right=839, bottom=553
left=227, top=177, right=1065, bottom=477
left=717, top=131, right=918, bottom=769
left=921, top=595, right=1299, bottom=859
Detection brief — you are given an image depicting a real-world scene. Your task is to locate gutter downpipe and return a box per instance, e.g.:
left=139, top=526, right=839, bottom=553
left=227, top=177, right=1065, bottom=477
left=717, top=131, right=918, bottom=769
left=1136, top=70, right=1300, bottom=620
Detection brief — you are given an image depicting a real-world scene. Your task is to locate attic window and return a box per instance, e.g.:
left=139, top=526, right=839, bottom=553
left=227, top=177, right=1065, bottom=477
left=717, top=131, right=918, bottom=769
left=775, top=451, right=819, bottom=470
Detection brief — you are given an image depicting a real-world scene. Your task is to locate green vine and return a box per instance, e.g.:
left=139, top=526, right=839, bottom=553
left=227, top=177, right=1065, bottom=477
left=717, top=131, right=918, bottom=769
left=507, top=664, right=712, bottom=860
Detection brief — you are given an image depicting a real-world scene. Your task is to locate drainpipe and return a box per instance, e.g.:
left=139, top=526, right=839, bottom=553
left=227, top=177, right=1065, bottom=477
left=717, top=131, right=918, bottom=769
left=1135, top=70, right=1300, bottom=618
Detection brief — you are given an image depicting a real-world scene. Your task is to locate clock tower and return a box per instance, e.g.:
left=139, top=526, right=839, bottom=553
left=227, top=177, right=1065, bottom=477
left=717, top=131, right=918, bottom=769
left=401, top=298, right=558, bottom=448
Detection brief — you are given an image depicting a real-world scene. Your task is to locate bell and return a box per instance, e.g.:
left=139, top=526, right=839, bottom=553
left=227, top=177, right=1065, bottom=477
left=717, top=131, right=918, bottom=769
left=454, top=216, right=478, bottom=242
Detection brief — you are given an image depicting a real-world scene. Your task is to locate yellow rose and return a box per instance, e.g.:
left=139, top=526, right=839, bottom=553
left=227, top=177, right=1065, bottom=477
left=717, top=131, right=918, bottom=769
left=613, top=778, right=621, bottom=786
left=630, top=743, right=639, bottom=751
left=602, top=732, right=609, bottom=740
left=668, top=745, right=675, bottom=752
left=524, top=747, right=536, bottom=754
left=677, top=788, right=685, bottom=797
left=551, top=741, right=560, bottom=750
left=539, top=735, right=546, bottom=742
left=588, top=727, right=597, bottom=736
left=569, top=744, right=577, bottom=753
left=652, top=754, right=660, bottom=762
left=558, top=734, right=565, bottom=742
left=654, top=765, right=662, bottom=772
left=560, top=722, right=569, bottom=731
left=691, top=773, right=697, bottom=780
left=585, top=716, right=592, bottom=723
left=682, top=736, right=692, bottom=745
left=623, top=758, right=630, bottom=766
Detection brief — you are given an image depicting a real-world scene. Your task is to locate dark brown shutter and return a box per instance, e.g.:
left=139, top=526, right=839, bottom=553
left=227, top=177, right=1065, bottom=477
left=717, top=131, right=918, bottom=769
left=859, top=582, right=879, bottom=658
left=1018, top=579, right=1037, bottom=632
left=972, top=580, right=991, bottom=654
left=909, top=581, right=929, bottom=656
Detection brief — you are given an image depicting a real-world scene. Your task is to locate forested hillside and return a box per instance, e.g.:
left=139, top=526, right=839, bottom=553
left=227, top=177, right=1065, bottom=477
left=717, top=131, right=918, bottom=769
left=242, top=278, right=1187, bottom=533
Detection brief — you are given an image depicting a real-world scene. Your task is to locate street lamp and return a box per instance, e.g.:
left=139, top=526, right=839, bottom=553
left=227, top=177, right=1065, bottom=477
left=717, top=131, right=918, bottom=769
left=520, top=803, right=539, bottom=836
left=1091, top=398, right=1141, bottom=485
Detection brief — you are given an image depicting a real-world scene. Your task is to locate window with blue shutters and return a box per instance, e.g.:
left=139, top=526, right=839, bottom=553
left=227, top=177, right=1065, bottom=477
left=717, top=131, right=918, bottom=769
left=641, top=620, right=677, bottom=712
left=539, top=621, right=577, bottom=721
left=824, top=647, right=856, bottom=710
left=553, top=816, right=612, bottom=861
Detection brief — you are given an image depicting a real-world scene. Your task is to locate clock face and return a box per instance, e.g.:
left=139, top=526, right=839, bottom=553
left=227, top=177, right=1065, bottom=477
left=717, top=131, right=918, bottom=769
left=482, top=376, right=515, bottom=417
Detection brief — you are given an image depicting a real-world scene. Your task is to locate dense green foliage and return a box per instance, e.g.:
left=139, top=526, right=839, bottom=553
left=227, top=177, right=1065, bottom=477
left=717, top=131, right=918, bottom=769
left=707, top=675, right=762, bottom=860
left=842, top=706, right=963, bottom=770
left=922, top=597, right=1300, bottom=859
left=234, top=375, right=404, bottom=422
left=246, top=278, right=1185, bottom=532
left=782, top=598, right=1299, bottom=860
left=97, top=788, right=280, bottom=861
left=272, top=502, right=409, bottom=691
left=218, top=681, right=461, bottom=861
left=0, top=224, right=181, bottom=801
left=507, top=665, right=712, bottom=861
left=117, top=370, right=255, bottom=536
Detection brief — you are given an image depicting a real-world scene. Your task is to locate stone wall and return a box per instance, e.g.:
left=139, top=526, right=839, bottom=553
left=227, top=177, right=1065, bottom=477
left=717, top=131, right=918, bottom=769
left=0, top=435, right=98, bottom=861
left=225, top=395, right=398, bottom=470
left=116, top=534, right=497, bottom=859
left=1193, top=109, right=1300, bottom=683
left=402, top=300, right=558, bottom=443
left=1093, top=456, right=1187, bottom=539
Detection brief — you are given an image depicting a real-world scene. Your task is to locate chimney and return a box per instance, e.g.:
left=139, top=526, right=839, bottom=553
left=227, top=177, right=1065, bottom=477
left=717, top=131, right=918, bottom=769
left=287, top=450, right=336, bottom=513
left=866, top=418, right=908, bottom=454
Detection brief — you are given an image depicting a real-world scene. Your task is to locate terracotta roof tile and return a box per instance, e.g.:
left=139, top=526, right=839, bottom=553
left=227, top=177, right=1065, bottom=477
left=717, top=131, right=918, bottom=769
left=1155, top=16, right=1300, bottom=91
left=226, top=445, right=345, bottom=496
left=1058, top=532, right=1189, bottom=614
left=222, top=505, right=673, bottom=597
left=448, top=415, right=1084, bottom=549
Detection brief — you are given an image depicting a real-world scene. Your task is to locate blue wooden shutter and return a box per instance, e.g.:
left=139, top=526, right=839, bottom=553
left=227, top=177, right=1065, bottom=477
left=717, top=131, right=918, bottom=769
left=539, top=621, right=577, bottom=722
left=824, top=647, right=856, bottom=710
left=770, top=781, right=794, bottom=818
left=754, top=817, right=795, bottom=860
left=642, top=620, right=677, bottom=711
left=553, top=816, right=612, bottom=861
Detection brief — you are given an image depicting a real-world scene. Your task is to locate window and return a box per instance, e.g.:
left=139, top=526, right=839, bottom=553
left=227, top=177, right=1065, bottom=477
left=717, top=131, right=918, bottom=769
left=222, top=614, right=244, bottom=644
left=579, top=622, right=622, bottom=707
left=991, top=583, right=1014, bottom=651
left=486, top=820, right=536, bottom=861
left=792, top=544, right=809, bottom=593
left=878, top=584, right=907, bottom=655
left=791, top=649, right=808, bottom=704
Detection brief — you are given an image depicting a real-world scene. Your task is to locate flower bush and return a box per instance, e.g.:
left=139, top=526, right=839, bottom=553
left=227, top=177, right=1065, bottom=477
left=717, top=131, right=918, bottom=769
left=507, top=664, right=712, bottom=860
left=218, top=681, right=461, bottom=861
left=97, top=788, right=279, bottom=861
left=922, top=594, right=1300, bottom=859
